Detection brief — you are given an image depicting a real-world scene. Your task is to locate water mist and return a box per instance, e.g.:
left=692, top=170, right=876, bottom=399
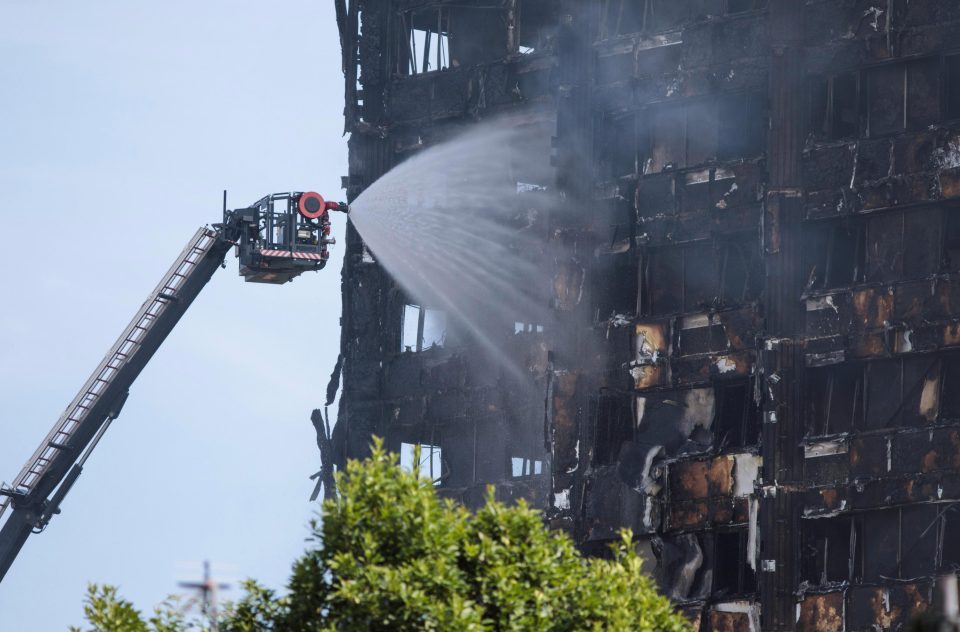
left=347, top=121, right=557, bottom=381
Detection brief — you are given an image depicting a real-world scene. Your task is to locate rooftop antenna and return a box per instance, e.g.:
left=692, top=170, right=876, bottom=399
left=178, top=560, right=231, bottom=631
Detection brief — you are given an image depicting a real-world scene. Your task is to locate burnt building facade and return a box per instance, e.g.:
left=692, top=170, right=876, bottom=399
left=331, top=1, right=960, bottom=629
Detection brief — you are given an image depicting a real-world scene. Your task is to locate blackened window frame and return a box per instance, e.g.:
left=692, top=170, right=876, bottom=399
left=808, top=71, right=860, bottom=140
left=713, top=379, right=761, bottom=450
left=597, top=0, right=768, bottom=40
left=801, top=220, right=866, bottom=293
left=642, top=236, right=761, bottom=317
left=637, top=93, right=767, bottom=175
left=401, top=303, right=447, bottom=353
left=805, top=355, right=945, bottom=437
left=712, top=528, right=757, bottom=597
left=396, top=6, right=452, bottom=76
left=591, top=391, right=635, bottom=466
left=805, top=363, right=863, bottom=437
left=862, top=56, right=943, bottom=138
left=809, top=54, right=960, bottom=141
left=800, top=516, right=859, bottom=586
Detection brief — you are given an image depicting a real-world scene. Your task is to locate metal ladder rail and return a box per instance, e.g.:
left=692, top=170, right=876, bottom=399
left=0, top=228, right=219, bottom=520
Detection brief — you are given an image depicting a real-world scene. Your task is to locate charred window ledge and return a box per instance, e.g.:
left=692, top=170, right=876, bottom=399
left=393, top=1, right=558, bottom=77
left=797, top=464, right=960, bottom=518
left=801, top=426, right=960, bottom=490
left=595, top=170, right=762, bottom=215
left=597, top=95, right=768, bottom=182
left=594, top=30, right=682, bottom=54
left=797, top=583, right=937, bottom=632
left=630, top=310, right=759, bottom=390
left=387, top=58, right=559, bottom=125
left=799, top=504, right=960, bottom=593
left=641, top=240, right=764, bottom=315
left=804, top=127, right=960, bottom=218
left=803, top=355, right=959, bottom=436
left=805, top=292, right=960, bottom=364
left=594, top=32, right=683, bottom=88
left=597, top=0, right=769, bottom=43
left=802, top=208, right=960, bottom=302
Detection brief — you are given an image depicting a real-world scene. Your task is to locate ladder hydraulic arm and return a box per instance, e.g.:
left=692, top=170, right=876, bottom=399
left=0, top=191, right=346, bottom=583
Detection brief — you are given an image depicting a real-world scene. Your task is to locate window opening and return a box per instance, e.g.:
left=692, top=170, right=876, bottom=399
left=687, top=101, right=720, bottom=166
left=720, top=243, right=750, bottom=304
left=714, top=380, right=760, bottom=449
left=422, top=308, right=447, bottom=349
left=867, top=63, right=906, bottom=136
left=646, top=239, right=760, bottom=316
left=646, top=248, right=683, bottom=316
left=510, top=457, right=544, bottom=478
left=726, top=0, right=767, bottom=13
left=810, top=72, right=858, bottom=139
left=902, top=208, right=942, bottom=280
left=398, top=8, right=450, bottom=75
left=864, top=356, right=941, bottom=430
left=398, top=5, right=515, bottom=74
left=601, top=112, right=638, bottom=179
left=865, top=358, right=905, bottom=430
left=717, top=93, right=766, bottom=160
left=647, top=106, right=690, bottom=173
left=402, top=304, right=422, bottom=352
left=907, top=58, right=941, bottom=130
left=947, top=54, right=960, bottom=120
left=517, top=0, right=555, bottom=55
left=679, top=314, right=728, bottom=356
left=942, top=355, right=960, bottom=420
left=806, top=364, right=862, bottom=436
left=592, top=393, right=634, bottom=466
left=713, top=529, right=756, bottom=596
left=402, top=304, right=447, bottom=352
left=514, top=322, right=545, bottom=334
left=860, top=509, right=900, bottom=582
left=642, top=94, right=765, bottom=174
left=802, top=506, right=960, bottom=584
left=517, top=182, right=548, bottom=194
left=900, top=505, right=939, bottom=579
left=599, top=0, right=646, bottom=38
left=719, top=239, right=760, bottom=306
left=865, top=59, right=941, bottom=136
left=801, top=517, right=858, bottom=585
left=400, top=442, right=443, bottom=486
left=943, top=210, right=960, bottom=274
left=683, top=243, right=720, bottom=311
left=803, top=222, right=865, bottom=291
left=941, top=504, right=960, bottom=570
left=601, top=0, right=760, bottom=36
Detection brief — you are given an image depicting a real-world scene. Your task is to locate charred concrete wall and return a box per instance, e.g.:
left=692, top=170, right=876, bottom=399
left=333, top=1, right=960, bottom=629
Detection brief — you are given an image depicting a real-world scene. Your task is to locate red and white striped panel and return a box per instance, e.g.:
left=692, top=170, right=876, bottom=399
left=259, top=249, right=325, bottom=260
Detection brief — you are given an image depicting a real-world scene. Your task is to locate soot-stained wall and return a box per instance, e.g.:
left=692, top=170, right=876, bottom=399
left=331, top=1, right=960, bottom=629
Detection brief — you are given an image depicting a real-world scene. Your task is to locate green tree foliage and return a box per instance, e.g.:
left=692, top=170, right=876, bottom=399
left=70, top=585, right=190, bottom=632
left=76, top=440, right=690, bottom=631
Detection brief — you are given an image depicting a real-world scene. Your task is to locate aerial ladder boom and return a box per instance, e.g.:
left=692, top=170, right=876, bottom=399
left=0, top=191, right=346, bottom=583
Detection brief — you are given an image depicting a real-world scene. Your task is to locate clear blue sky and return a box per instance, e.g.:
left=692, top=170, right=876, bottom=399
left=0, top=2, right=348, bottom=628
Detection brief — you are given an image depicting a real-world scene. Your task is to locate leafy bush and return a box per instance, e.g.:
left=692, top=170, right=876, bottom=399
left=75, top=440, right=689, bottom=631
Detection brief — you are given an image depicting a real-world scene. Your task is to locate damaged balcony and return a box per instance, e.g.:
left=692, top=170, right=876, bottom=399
left=384, top=0, right=560, bottom=127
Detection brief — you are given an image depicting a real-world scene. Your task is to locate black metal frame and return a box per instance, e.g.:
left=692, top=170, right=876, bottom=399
left=227, top=192, right=335, bottom=284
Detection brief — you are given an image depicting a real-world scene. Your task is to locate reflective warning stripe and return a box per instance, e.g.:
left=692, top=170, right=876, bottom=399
left=259, top=249, right=325, bottom=260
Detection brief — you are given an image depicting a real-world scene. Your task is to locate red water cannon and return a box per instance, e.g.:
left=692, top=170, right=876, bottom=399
left=298, top=192, right=349, bottom=219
